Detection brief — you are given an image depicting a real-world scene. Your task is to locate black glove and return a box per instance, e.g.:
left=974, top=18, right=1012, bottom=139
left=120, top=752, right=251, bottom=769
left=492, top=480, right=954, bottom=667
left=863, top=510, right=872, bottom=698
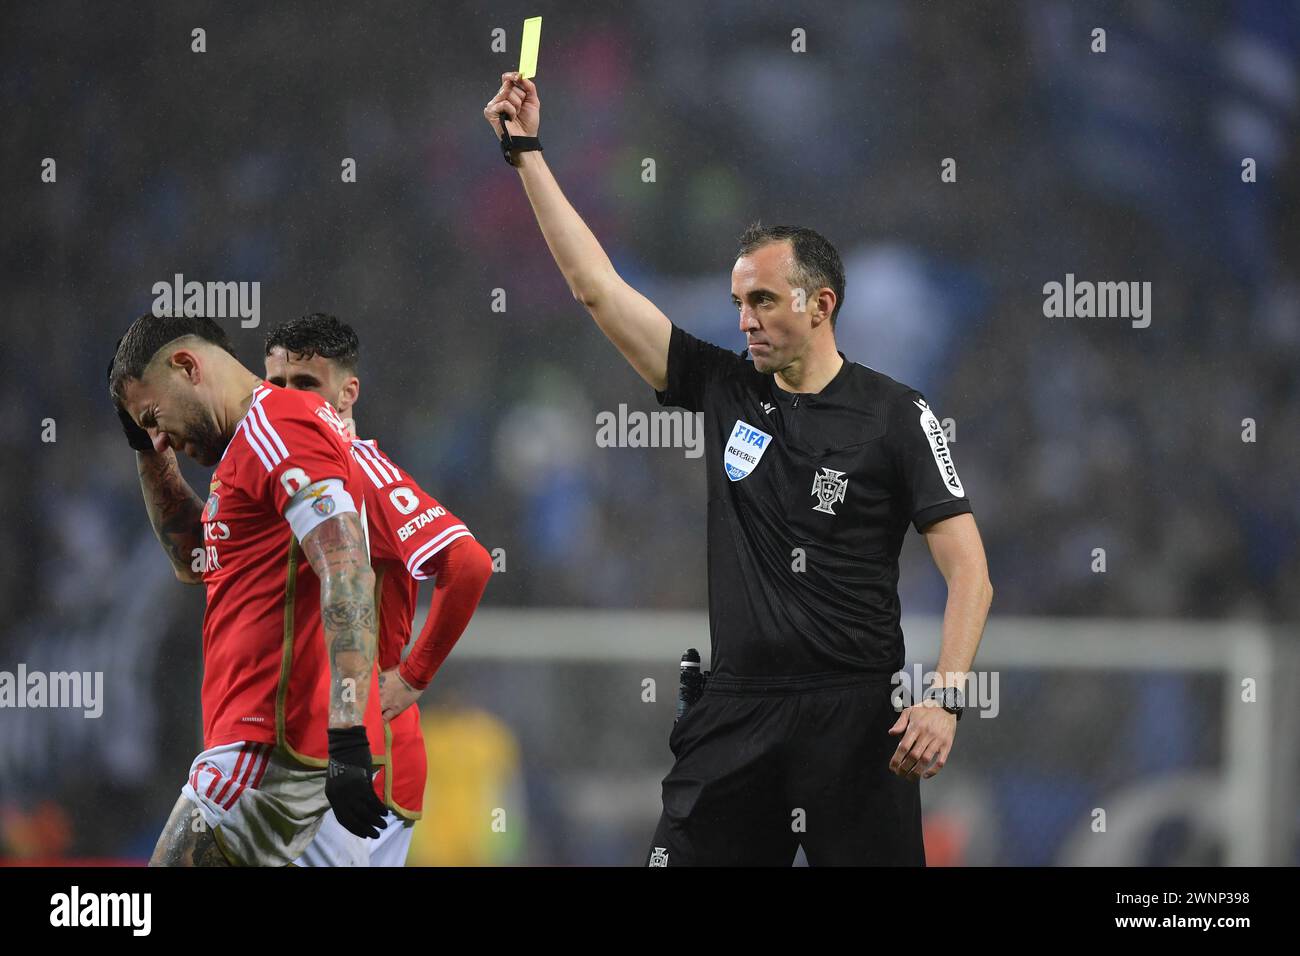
left=107, top=349, right=153, bottom=452
left=326, top=726, right=389, bottom=839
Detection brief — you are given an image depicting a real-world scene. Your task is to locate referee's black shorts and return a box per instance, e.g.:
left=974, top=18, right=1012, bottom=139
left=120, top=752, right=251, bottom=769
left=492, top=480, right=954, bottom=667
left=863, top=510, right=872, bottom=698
left=646, top=671, right=925, bottom=866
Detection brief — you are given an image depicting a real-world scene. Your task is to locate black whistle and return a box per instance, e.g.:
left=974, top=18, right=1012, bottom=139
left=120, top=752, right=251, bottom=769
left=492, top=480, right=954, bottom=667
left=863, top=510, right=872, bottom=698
left=676, top=648, right=707, bottom=723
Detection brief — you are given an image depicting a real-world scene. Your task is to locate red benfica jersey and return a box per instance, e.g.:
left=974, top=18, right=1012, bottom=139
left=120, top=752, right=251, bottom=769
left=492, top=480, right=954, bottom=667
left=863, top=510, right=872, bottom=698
left=350, top=438, right=474, bottom=819
left=200, top=383, right=372, bottom=764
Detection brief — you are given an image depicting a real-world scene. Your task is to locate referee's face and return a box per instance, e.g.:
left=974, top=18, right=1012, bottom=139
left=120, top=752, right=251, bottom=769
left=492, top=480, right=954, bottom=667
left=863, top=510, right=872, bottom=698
left=731, top=241, right=816, bottom=375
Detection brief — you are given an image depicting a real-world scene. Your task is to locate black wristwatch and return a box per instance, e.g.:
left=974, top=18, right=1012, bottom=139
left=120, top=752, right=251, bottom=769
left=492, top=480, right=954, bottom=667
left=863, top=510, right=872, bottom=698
left=923, top=686, right=964, bottom=720
left=498, top=111, right=542, bottom=167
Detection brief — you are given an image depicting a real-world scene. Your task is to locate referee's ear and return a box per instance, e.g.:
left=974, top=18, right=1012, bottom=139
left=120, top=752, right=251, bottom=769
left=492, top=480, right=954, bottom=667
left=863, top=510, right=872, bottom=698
left=807, top=287, right=837, bottom=330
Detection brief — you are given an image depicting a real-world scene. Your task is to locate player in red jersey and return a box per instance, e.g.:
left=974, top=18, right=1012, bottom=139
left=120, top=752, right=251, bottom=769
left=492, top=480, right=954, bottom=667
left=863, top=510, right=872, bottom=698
left=109, top=314, right=390, bottom=866
left=263, top=313, right=493, bottom=867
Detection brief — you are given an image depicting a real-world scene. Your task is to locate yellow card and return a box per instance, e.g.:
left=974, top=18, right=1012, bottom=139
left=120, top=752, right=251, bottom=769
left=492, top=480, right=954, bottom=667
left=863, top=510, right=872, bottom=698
left=519, top=16, right=542, bottom=79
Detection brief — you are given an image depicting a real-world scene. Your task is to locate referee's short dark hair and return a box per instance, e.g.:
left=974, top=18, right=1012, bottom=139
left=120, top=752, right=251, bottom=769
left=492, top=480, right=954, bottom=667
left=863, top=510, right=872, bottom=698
left=109, top=313, right=237, bottom=402
left=264, top=312, right=360, bottom=373
left=737, top=223, right=845, bottom=328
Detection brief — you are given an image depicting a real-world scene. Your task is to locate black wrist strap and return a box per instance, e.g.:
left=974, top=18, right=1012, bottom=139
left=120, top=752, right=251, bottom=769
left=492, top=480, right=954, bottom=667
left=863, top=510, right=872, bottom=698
left=498, top=111, right=542, bottom=167
left=924, top=686, right=964, bottom=718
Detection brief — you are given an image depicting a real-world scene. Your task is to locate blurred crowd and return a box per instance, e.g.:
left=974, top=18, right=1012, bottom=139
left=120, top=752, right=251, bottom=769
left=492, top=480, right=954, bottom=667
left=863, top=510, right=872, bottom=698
left=1, top=0, right=1296, bottom=861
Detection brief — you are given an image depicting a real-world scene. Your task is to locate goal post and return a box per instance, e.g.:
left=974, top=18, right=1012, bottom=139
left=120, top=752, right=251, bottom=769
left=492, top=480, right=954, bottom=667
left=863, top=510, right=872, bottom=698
left=432, top=609, right=1294, bottom=865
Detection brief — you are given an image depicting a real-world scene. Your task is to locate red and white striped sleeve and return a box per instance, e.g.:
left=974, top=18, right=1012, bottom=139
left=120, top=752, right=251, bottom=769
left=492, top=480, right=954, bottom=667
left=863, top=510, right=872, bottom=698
left=234, top=386, right=361, bottom=536
left=348, top=439, right=474, bottom=580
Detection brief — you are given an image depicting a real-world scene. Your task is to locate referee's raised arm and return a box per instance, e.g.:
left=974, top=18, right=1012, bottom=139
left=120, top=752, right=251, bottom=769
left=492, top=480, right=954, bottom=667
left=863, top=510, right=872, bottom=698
left=483, top=72, right=672, bottom=391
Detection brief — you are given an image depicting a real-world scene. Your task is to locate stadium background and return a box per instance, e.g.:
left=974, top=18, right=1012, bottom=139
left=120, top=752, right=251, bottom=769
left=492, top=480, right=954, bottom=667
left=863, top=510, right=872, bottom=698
left=1, top=0, right=1297, bottom=864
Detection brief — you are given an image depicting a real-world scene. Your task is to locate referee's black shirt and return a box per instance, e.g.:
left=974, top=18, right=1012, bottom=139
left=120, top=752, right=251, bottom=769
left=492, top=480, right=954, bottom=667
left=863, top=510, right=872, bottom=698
left=655, top=323, right=973, bottom=679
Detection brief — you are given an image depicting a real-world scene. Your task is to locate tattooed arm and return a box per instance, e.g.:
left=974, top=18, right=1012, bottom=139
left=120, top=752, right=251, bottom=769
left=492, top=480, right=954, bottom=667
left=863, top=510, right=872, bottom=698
left=300, top=511, right=377, bottom=727
left=137, top=448, right=206, bottom=584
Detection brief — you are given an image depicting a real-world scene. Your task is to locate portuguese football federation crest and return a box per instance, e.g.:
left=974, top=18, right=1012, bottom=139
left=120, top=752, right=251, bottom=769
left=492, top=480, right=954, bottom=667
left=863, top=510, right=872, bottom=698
left=811, top=467, right=848, bottom=515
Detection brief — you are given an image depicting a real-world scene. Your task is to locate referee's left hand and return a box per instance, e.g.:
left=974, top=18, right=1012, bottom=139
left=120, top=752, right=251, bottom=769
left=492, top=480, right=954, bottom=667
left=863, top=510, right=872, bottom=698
left=888, top=702, right=956, bottom=781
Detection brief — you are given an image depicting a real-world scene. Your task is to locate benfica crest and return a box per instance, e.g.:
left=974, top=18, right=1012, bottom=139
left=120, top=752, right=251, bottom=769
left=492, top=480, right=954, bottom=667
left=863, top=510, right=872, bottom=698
left=810, top=468, right=848, bottom=515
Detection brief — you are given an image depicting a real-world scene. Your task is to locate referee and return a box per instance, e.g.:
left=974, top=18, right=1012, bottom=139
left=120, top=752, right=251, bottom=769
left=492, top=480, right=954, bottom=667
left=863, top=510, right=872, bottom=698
left=484, top=73, right=993, bottom=866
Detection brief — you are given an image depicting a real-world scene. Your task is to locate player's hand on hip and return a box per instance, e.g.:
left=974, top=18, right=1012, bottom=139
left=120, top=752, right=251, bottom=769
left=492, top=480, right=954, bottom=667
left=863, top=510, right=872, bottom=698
left=887, top=701, right=956, bottom=782
left=378, top=667, right=422, bottom=721
left=483, top=71, right=540, bottom=138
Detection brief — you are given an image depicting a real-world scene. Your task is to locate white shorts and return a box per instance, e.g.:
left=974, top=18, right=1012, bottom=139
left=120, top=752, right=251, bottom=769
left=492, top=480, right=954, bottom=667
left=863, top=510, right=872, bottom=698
left=295, top=809, right=414, bottom=867
left=180, top=741, right=365, bottom=867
